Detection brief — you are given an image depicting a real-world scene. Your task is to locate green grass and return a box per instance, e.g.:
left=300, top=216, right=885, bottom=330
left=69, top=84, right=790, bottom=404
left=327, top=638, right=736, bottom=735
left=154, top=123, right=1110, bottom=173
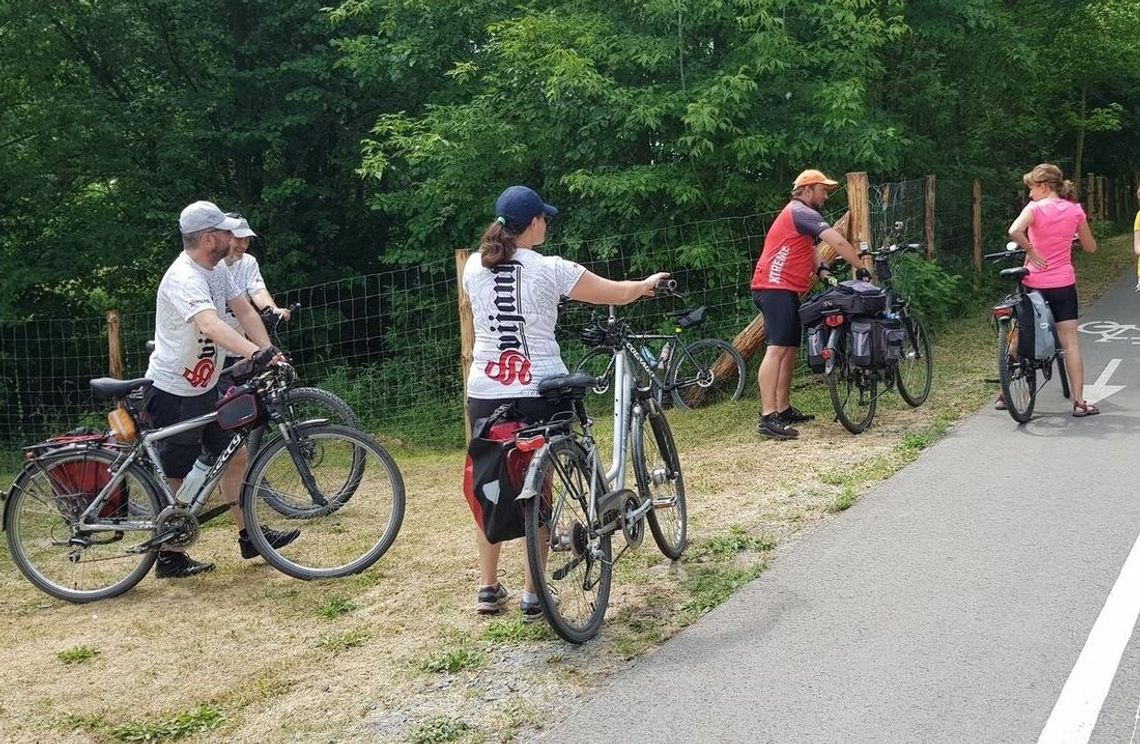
left=406, top=716, right=473, bottom=744
left=317, top=628, right=371, bottom=653
left=481, top=616, right=554, bottom=643
left=828, top=485, right=858, bottom=513
left=56, top=645, right=100, bottom=665
left=420, top=647, right=486, bottom=674
left=681, top=563, right=766, bottom=617
left=111, top=706, right=225, bottom=743
left=316, top=595, right=357, bottom=619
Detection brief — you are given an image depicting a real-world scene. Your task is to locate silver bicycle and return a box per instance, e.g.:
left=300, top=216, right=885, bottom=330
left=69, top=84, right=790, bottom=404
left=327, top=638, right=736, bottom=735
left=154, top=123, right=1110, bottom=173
left=517, top=282, right=687, bottom=643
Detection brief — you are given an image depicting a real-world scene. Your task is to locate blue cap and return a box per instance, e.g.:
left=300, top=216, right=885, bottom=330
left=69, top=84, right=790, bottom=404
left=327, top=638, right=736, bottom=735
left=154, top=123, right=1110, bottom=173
left=494, top=186, right=558, bottom=231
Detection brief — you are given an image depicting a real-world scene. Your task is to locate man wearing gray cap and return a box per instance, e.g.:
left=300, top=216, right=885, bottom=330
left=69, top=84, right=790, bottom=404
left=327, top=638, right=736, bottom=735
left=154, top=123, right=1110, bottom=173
left=143, top=200, right=299, bottom=579
left=221, top=213, right=291, bottom=337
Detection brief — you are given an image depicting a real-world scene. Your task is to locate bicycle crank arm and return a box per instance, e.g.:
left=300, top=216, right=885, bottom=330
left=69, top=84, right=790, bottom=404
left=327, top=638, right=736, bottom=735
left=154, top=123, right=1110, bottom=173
left=128, top=527, right=185, bottom=554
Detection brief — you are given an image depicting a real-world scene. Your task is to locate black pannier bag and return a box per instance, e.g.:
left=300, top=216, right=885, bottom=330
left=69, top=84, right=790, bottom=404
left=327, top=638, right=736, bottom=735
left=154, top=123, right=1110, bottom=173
left=1015, top=290, right=1056, bottom=361
left=463, top=404, right=542, bottom=544
left=216, top=387, right=262, bottom=431
left=850, top=319, right=874, bottom=367
left=798, top=280, right=887, bottom=327
left=805, top=325, right=826, bottom=373
left=873, top=317, right=906, bottom=366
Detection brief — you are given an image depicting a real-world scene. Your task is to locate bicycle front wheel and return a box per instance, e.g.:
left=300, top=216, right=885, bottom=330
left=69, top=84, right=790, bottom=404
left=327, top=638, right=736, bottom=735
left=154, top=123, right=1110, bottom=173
left=524, top=437, right=612, bottom=644
left=632, top=400, right=687, bottom=559
left=5, top=449, right=163, bottom=603
left=896, top=314, right=933, bottom=407
left=827, top=330, right=878, bottom=434
left=667, top=338, right=746, bottom=410
left=997, top=318, right=1036, bottom=422
left=241, top=424, right=405, bottom=580
left=252, top=387, right=366, bottom=519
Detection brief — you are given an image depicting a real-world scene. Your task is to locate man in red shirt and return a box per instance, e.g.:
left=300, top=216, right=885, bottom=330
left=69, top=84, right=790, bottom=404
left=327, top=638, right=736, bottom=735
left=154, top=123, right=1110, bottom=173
left=751, top=169, right=863, bottom=439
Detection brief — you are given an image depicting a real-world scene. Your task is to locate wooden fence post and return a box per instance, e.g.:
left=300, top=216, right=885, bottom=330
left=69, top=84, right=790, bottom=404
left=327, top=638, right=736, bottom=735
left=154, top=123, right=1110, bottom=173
left=846, top=172, right=871, bottom=254
left=971, top=180, right=982, bottom=277
left=1086, top=174, right=1096, bottom=219
left=106, top=309, right=124, bottom=379
left=455, top=249, right=474, bottom=443
left=1097, top=176, right=1107, bottom=221
left=924, top=175, right=936, bottom=260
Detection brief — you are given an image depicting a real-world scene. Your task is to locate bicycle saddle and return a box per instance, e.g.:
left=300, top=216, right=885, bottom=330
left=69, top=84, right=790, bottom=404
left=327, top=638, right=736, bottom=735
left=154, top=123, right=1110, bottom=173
left=665, top=305, right=707, bottom=330
left=999, top=267, right=1030, bottom=281
left=537, top=373, right=594, bottom=400
left=90, top=377, right=154, bottom=399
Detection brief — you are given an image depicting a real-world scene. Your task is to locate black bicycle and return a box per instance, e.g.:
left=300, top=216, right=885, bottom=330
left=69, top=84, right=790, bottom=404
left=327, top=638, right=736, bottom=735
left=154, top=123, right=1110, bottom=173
left=574, top=300, right=746, bottom=411
left=985, top=242, right=1070, bottom=422
left=809, top=227, right=933, bottom=433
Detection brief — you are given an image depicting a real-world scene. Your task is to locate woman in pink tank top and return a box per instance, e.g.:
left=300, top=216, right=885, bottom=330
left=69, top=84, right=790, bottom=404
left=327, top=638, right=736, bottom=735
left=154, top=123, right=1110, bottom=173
left=1005, top=163, right=1099, bottom=416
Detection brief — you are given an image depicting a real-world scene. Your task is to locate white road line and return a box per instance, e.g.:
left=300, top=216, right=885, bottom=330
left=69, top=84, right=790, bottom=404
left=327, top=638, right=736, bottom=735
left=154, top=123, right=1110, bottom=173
left=1038, top=532, right=1140, bottom=744
left=1093, top=359, right=1123, bottom=387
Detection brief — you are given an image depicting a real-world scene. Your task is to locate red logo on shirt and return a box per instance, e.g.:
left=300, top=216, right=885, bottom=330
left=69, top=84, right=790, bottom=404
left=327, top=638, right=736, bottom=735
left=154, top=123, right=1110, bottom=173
left=485, top=350, right=533, bottom=386
left=182, top=359, right=215, bottom=389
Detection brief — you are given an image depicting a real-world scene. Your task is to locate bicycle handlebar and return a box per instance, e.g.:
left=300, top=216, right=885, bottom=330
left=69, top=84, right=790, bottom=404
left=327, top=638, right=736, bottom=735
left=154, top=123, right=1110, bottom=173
left=983, top=241, right=1025, bottom=263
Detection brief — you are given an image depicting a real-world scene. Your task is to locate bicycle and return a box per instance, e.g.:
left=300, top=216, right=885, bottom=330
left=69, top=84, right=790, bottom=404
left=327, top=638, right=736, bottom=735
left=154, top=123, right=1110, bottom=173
left=808, top=226, right=934, bottom=433
left=3, top=360, right=405, bottom=603
left=985, top=241, right=1070, bottom=422
left=517, top=280, right=687, bottom=643
left=146, top=304, right=364, bottom=519
left=574, top=299, right=746, bottom=411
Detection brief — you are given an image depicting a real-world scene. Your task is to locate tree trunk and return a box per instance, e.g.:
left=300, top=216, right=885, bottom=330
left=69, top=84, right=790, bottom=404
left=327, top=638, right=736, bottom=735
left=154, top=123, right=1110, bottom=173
left=1073, top=87, right=1087, bottom=197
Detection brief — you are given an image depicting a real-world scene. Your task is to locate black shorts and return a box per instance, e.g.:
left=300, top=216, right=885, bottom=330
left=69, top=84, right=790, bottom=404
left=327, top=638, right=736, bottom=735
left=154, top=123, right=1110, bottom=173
left=143, top=386, right=230, bottom=479
left=467, top=397, right=572, bottom=426
left=1034, top=284, right=1079, bottom=323
left=752, top=289, right=802, bottom=347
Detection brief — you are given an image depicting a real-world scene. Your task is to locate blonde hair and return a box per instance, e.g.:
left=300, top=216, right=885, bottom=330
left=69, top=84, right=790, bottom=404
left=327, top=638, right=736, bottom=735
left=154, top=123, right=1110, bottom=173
left=1022, top=163, right=1077, bottom=201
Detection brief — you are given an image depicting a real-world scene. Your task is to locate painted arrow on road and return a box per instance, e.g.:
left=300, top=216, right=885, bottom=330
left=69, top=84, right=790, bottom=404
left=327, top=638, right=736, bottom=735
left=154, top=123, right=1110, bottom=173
left=1083, top=358, right=1125, bottom=404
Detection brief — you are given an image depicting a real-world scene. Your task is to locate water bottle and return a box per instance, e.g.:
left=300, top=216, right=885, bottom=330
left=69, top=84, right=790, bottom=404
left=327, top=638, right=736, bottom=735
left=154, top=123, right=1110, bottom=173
left=640, top=346, right=657, bottom=367
left=659, top=343, right=672, bottom=369
left=175, top=456, right=212, bottom=507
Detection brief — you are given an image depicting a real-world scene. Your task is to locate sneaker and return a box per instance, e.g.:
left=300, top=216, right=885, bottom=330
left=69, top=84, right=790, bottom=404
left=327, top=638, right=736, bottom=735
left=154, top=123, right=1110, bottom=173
left=756, top=412, right=798, bottom=440
left=520, top=596, right=544, bottom=624
left=239, top=525, right=301, bottom=559
left=778, top=406, right=815, bottom=424
left=476, top=583, right=510, bottom=615
left=154, top=551, right=215, bottom=579
left=994, top=394, right=1007, bottom=411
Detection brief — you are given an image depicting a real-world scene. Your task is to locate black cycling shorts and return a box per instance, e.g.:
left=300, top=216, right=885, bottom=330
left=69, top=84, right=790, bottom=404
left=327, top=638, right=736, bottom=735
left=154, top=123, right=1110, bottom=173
left=467, top=397, right=572, bottom=426
left=752, top=289, right=802, bottom=347
left=143, top=386, right=230, bottom=479
left=1033, top=284, right=1079, bottom=323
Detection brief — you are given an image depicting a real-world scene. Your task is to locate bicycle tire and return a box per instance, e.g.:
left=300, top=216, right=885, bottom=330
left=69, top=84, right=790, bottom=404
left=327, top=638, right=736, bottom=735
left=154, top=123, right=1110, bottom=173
left=523, top=436, right=612, bottom=644
left=5, top=449, right=163, bottom=603
left=666, top=338, right=746, bottom=410
left=251, top=387, right=365, bottom=519
left=896, top=313, right=933, bottom=407
left=997, top=318, right=1036, bottom=422
left=1056, top=354, right=1071, bottom=400
left=826, top=329, right=877, bottom=434
left=241, top=423, right=405, bottom=580
left=631, top=399, right=687, bottom=560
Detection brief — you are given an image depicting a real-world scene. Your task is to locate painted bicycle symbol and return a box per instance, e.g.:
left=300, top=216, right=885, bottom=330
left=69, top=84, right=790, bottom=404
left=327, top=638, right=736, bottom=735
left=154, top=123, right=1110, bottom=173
left=1077, top=320, right=1140, bottom=344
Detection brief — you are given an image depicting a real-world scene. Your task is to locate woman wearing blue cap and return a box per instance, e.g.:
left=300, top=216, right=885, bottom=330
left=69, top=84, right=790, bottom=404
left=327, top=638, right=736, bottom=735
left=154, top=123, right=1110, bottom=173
left=462, top=185, right=669, bottom=621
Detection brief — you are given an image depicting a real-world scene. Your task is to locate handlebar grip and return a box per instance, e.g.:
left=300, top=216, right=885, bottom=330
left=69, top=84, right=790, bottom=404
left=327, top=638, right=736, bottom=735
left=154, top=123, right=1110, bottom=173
left=656, top=278, right=678, bottom=294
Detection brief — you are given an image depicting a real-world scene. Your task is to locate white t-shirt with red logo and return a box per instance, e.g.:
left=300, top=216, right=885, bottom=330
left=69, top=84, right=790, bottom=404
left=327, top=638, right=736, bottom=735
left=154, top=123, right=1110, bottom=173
left=146, top=252, right=242, bottom=396
left=463, top=248, right=586, bottom=399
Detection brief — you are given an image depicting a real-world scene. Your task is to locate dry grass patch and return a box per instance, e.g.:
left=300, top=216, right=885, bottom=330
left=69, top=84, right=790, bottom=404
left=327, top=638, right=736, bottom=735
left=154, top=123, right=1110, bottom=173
left=1, top=235, right=1132, bottom=743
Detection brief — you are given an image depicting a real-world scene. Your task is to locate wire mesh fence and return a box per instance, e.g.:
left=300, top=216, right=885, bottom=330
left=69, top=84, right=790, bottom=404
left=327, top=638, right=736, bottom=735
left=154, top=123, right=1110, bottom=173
left=0, top=175, right=1013, bottom=469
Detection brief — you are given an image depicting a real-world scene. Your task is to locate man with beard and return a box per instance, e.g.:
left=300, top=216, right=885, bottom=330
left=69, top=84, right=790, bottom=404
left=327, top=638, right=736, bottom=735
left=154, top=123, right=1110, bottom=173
left=750, top=170, right=865, bottom=440
left=220, top=213, right=290, bottom=367
left=143, top=200, right=298, bottom=578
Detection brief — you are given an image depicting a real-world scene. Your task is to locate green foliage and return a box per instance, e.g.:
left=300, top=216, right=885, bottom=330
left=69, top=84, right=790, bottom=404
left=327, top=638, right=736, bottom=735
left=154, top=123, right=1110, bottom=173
left=420, top=648, right=486, bottom=674
left=406, top=716, right=472, bottom=744
left=111, top=707, right=225, bottom=743
left=890, top=254, right=968, bottom=330
left=681, top=564, right=764, bottom=616
left=316, top=595, right=357, bottom=619
left=56, top=645, right=100, bottom=665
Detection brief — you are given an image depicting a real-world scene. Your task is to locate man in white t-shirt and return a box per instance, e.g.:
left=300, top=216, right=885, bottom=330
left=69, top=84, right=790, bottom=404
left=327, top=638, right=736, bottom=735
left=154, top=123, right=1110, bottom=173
left=222, top=214, right=291, bottom=335
left=143, top=200, right=299, bottom=579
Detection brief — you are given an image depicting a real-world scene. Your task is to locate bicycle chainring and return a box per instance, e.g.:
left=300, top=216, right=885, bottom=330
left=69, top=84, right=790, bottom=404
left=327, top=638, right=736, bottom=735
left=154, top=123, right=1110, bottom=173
left=620, top=493, right=644, bottom=549
left=154, top=506, right=201, bottom=549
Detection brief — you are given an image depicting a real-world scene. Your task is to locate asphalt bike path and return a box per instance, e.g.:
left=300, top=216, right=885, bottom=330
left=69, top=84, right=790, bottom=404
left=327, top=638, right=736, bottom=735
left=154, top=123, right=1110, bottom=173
left=537, top=269, right=1140, bottom=744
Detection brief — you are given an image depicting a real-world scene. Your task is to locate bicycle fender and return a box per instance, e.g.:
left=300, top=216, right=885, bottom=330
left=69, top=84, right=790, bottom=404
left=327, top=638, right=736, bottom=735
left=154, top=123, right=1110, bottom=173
left=516, top=441, right=555, bottom=502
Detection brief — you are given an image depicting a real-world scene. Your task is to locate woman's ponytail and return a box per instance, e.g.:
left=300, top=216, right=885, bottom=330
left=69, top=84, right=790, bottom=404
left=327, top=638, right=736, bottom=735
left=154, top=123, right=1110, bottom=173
left=479, top=219, right=518, bottom=268
left=1058, top=179, right=1077, bottom=202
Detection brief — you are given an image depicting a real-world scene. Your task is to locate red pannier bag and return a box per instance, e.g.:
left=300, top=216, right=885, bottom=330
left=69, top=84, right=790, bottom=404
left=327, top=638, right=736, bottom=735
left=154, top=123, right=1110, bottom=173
left=463, top=405, right=541, bottom=544
left=28, top=429, right=127, bottom=520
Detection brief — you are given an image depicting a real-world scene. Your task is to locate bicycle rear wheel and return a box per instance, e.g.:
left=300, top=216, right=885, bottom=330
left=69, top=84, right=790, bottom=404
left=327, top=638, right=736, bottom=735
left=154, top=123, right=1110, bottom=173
left=826, top=329, right=878, bottom=434
left=241, top=423, right=405, bottom=580
left=896, top=314, right=933, bottom=407
left=632, top=400, right=687, bottom=560
left=1056, top=354, right=1071, bottom=400
left=252, top=387, right=365, bottom=519
left=5, top=449, right=162, bottom=603
left=524, top=437, right=612, bottom=644
left=667, top=338, right=746, bottom=410
left=997, top=318, right=1036, bottom=422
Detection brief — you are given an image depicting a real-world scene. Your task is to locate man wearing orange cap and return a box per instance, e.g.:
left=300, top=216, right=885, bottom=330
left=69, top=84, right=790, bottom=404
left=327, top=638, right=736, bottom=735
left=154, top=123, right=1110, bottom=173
left=750, top=169, right=864, bottom=439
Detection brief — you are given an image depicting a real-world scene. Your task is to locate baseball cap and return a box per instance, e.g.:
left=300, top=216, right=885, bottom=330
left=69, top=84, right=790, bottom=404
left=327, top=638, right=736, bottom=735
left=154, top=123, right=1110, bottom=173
left=494, top=186, right=558, bottom=231
left=229, top=215, right=257, bottom=238
left=179, top=201, right=243, bottom=235
left=793, top=169, right=840, bottom=190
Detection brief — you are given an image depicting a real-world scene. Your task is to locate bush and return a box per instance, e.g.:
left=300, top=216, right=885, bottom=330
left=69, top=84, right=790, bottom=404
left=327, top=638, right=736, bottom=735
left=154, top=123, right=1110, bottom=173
left=889, top=254, right=969, bottom=330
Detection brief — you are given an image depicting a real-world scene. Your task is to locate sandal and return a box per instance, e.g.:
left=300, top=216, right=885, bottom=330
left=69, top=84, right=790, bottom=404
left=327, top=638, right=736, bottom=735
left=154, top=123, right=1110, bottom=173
left=994, top=394, right=1007, bottom=411
left=1072, top=401, right=1101, bottom=417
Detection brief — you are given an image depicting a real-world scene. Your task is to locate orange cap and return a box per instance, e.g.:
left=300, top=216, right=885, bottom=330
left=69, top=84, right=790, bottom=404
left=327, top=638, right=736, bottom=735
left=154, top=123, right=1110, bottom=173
left=793, top=169, right=839, bottom=190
